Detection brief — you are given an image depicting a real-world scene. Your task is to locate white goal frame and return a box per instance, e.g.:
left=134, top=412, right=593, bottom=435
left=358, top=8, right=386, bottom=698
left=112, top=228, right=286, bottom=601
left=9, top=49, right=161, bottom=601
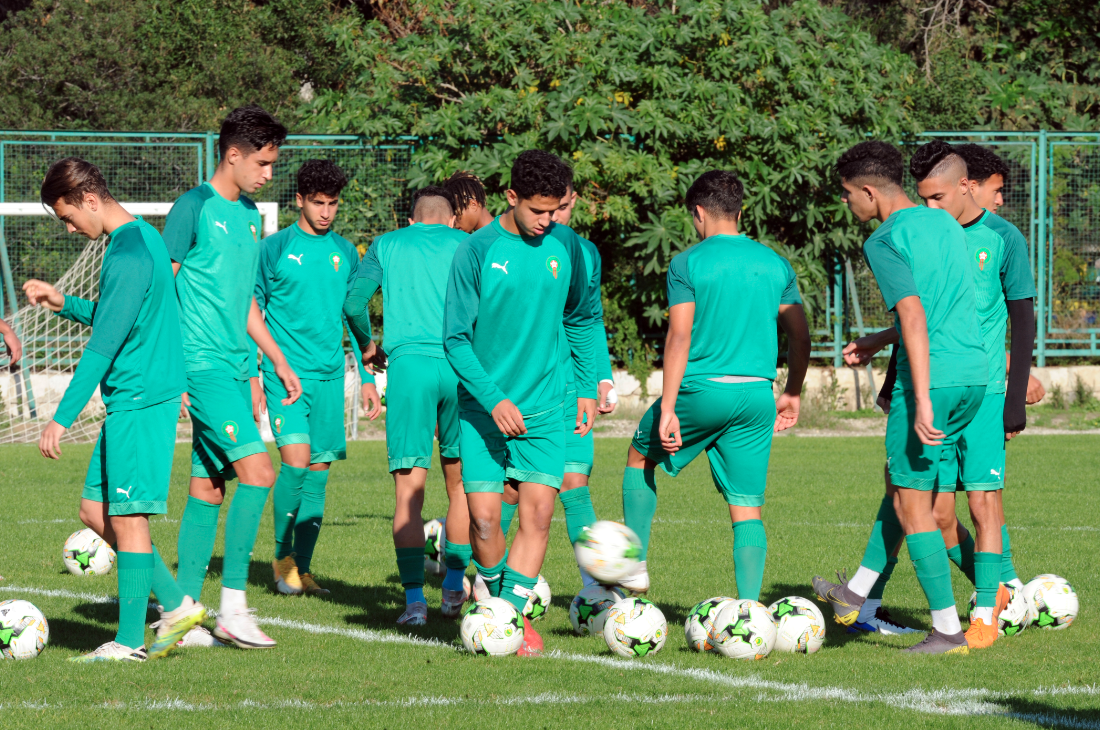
left=0, top=201, right=280, bottom=235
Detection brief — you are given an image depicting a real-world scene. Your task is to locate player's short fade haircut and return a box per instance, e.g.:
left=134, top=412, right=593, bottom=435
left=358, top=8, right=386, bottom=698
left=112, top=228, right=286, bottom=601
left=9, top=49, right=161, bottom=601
left=218, top=105, right=288, bottom=158
left=411, top=185, right=454, bottom=220
left=509, top=150, right=572, bottom=201
left=909, top=140, right=967, bottom=183
left=443, top=170, right=486, bottom=213
left=685, top=170, right=744, bottom=219
left=297, top=159, right=348, bottom=198
left=40, top=157, right=114, bottom=208
left=835, top=141, right=904, bottom=189
left=953, top=144, right=1010, bottom=184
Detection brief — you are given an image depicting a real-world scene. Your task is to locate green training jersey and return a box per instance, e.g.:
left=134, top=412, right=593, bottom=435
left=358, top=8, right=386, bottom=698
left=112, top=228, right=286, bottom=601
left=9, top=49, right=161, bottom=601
left=163, top=182, right=262, bottom=380
left=666, top=234, right=802, bottom=383
left=559, top=234, right=615, bottom=392
left=961, top=211, right=1037, bottom=394
left=253, top=223, right=367, bottom=381
left=53, top=217, right=185, bottom=427
left=356, top=222, right=468, bottom=362
left=862, top=206, right=987, bottom=390
left=444, top=218, right=598, bottom=416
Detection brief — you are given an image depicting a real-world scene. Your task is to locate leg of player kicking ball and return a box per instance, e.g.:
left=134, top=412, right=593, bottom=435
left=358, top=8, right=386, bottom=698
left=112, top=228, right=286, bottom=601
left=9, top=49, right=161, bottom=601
left=620, top=448, right=658, bottom=594
left=501, top=481, right=556, bottom=655
left=560, top=472, right=599, bottom=587
left=964, top=489, right=1007, bottom=648
left=394, top=467, right=429, bottom=625
left=441, top=457, right=474, bottom=617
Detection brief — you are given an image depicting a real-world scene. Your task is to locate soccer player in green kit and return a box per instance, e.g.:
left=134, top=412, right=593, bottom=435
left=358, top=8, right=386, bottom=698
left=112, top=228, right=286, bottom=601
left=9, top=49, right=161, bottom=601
left=254, top=160, right=382, bottom=598
left=343, top=186, right=472, bottom=626
left=445, top=170, right=495, bottom=233
left=27, top=158, right=205, bottom=662
left=837, top=141, right=1037, bottom=649
left=163, top=106, right=302, bottom=649
left=813, top=141, right=988, bottom=655
left=619, top=171, right=810, bottom=601
left=444, top=150, right=598, bottom=654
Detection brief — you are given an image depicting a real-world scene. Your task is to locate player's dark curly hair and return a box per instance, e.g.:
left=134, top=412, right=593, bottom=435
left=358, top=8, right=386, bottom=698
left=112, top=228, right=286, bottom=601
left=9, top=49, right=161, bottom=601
left=909, top=140, right=964, bottom=183
left=411, top=185, right=454, bottom=216
left=218, top=105, right=288, bottom=158
left=835, top=141, right=904, bottom=188
left=953, top=144, right=1010, bottom=184
left=297, top=159, right=348, bottom=198
left=685, top=170, right=744, bottom=219
left=443, top=170, right=486, bottom=213
left=509, top=150, right=572, bottom=201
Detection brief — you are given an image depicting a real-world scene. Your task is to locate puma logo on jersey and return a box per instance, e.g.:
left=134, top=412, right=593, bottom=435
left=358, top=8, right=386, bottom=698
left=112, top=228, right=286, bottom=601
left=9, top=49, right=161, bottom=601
left=214, top=221, right=228, bottom=234
left=287, top=254, right=304, bottom=265
left=492, top=261, right=509, bottom=275
left=991, top=468, right=1001, bottom=477
left=116, top=486, right=133, bottom=499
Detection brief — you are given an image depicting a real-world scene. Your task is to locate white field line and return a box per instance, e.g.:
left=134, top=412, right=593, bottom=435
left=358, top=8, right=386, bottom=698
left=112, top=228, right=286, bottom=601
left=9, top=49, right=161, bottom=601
left=3, top=584, right=1098, bottom=726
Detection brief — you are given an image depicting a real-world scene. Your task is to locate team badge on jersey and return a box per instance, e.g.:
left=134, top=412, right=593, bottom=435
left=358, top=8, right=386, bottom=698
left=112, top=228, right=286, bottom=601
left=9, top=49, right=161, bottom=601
left=329, top=252, right=342, bottom=272
left=975, top=247, right=992, bottom=271
left=222, top=420, right=239, bottom=443
left=250, top=223, right=258, bottom=242
left=273, top=415, right=284, bottom=434
left=546, top=255, right=561, bottom=279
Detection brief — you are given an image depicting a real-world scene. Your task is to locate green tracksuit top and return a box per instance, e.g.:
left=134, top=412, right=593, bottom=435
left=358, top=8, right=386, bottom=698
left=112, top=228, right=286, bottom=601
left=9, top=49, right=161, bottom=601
left=163, top=182, right=262, bottom=380
left=666, top=234, right=802, bottom=382
left=443, top=218, right=598, bottom=416
left=862, top=206, right=987, bottom=390
left=53, top=217, right=185, bottom=427
left=559, top=234, right=614, bottom=391
left=961, top=211, right=1037, bottom=394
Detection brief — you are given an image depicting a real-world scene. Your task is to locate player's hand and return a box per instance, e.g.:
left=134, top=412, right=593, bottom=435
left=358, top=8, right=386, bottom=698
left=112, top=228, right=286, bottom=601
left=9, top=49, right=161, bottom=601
left=3, top=331, right=21, bottom=365
left=38, top=420, right=66, bottom=459
left=1005, top=430, right=1022, bottom=442
left=1026, top=374, right=1045, bottom=405
left=876, top=395, right=891, bottom=414
left=597, top=381, right=617, bottom=414
left=913, top=396, right=944, bottom=446
left=658, top=407, right=681, bottom=453
left=843, top=336, right=883, bottom=367
left=491, top=399, right=526, bottom=436
left=362, top=383, right=382, bottom=420
left=575, top=397, right=597, bottom=437
left=274, top=361, right=302, bottom=405
left=774, top=393, right=800, bottom=432
left=250, top=376, right=266, bottom=422
left=22, top=279, right=64, bottom=312
left=361, top=340, right=388, bottom=373
left=179, top=392, right=190, bottom=419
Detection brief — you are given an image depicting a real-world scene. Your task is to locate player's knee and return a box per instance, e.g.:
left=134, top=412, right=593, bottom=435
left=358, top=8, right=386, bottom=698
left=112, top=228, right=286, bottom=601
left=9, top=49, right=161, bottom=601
left=78, top=503, right=100, bottom=533
left=932, top=503, right=956, bottom=532
left=527, top=502, right=555, bottom=534
left=470, top=515, right=498, bottom=542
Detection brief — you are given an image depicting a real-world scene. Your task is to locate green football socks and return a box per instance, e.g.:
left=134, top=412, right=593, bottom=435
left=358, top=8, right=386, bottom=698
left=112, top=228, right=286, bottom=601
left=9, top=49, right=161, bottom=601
left=868, top=556, right=899, bottom=601
left=150, top=544, right=184, bottom=612
left=294, top=469, right=328, bottom=574
left=472, top=556, right=506, bottom=598
left=273, top=464, right=308, bottom=560
left=500, top=501, right=518, bottom=537
left=222, top=484, right=270, bottom=591
left=501, top=564, right=538, bottom=613
left=907, top=530, right=955, bottom=611
left=176, top=495, right=221, bottom=601
left=621, top=467, right=657, bottom=560
left=732, top=519, right=767, bottom=601
left=859, top=495, right=904, bottom=573
left=442, top=538, right=472, bottom=592
left=396, top=546, right=424, bottom=588
left=560, top=486, right=598, bottom=544
left=947, top=531, right=977, bottom=586
left=974, top=551, right=1001, bottom=608
left=1001, top=524, right=1019, bottom=584
left=116, top=551, right=153, bottom=650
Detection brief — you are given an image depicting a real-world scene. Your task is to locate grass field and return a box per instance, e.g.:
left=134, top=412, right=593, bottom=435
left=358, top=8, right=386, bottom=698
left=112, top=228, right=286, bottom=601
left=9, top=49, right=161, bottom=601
left=1, top=435, right=1098, bottom=728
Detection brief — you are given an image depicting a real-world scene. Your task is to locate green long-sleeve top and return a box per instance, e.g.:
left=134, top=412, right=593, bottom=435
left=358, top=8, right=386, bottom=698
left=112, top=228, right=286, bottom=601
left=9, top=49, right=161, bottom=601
left=53, top=217, right=185, bottom=427
left=443, top=218, right=598, bottom=416
left=559, top=233, right=614, bottom=392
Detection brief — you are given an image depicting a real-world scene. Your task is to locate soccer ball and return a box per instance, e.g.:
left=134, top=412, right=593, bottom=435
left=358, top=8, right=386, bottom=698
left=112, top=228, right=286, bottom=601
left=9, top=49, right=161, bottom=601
left=423, top=518, right=447, bottom=576
left=710, top=599, right=777, bottom=660
left=1023, top=574, right=1079, bottom=631
left=523, top=574, right=552, bottom=622
left=684, top=596, right=735, bottom=652
left=460, top=598, right=524, bottom=656
left=767, top=596, right=826, bottom=654
left=569, top=585, right=625, bottom=636
left=602, top=596, right=667, bottom=658
left=0, top=600, right=49, bottom=660
left=574, top=521, right=642, bottom=584
left=62, top=528, right=115, bottom=576
left=967, top=586, right=1030, bottom=637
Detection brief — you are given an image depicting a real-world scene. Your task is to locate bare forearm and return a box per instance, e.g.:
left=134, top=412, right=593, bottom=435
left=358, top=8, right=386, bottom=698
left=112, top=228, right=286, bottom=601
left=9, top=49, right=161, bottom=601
left=785, top=329, right=811, bottom=396
left=246, top=300, right=288, bottom=367
left=896, top=298, right=930, bottom=398
left=661, top=332, right=690, bottom=412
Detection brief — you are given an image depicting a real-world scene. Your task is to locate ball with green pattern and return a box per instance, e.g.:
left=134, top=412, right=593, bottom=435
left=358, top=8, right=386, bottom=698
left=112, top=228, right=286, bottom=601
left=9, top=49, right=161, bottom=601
left=711, top=599, right=776, bottom=660
left=569, top=585, right=625, bottom=636
left=522, top=574, right=552, bottom=622
left=603, top=596, right=667, bottom=658
left=1022, top=574, right=1078, bottom=631
left=684, top=596, right=735, bottom=652
left=460, top=598, right=524, bottom=656
left=968, top=585, right=1030, bottom=637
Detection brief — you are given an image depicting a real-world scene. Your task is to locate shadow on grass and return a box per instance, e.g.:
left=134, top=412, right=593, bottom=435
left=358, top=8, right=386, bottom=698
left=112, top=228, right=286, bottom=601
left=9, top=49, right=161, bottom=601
left=46, top=617, right=117, bottom=652
left=997, top=697, right=1100, bottom=728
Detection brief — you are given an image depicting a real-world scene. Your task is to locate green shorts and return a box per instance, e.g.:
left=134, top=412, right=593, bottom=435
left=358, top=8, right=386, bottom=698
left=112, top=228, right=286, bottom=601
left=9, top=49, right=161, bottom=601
left=461, top=405, right=564, bottom=492
left=385, top=354, right=460, bottom=472
left=563, top=390, right=593, bottom=476
left=82, top=398, right=180, bottom=516
left=631, top=380, right=775, bottom=507
left=935, top=391, right=1007, bottom=493
left=885, top=384, right=986, bottom=491
left=264, top=374, right=346, bottom=464
left=186, top=370, right=266, bottom=480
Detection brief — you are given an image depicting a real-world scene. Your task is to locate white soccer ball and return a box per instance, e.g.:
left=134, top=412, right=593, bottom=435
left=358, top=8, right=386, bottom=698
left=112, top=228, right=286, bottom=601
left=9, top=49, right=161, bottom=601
left=767, top=596, right=826, bottom=654
left=62, top=528, right=115, bottom=576
left=1022, top=574, right=1079, bottom=631
left=0, top=600, right=49, bottom=660
left=523, top=574, right=552, bottom=622
left=710, top=599, right=777, bottom=660
left=569, top=585, right=624, bottom=636
left=423, top=518, right=447, bottom=576
left=684, top=596, right=735, bottom=653
left=602, top=596, right=667, bottom=658
left=460, top=598, right=524, bottom=656
left=574, top=521, right=642, bottom=584
left=967, top=585, right=1030, bottom=637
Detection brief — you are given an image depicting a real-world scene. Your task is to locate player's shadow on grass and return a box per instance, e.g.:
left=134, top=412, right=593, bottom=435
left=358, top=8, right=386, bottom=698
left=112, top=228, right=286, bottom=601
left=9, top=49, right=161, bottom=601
left=997, top=697, right=1100, bottom=728
left=46, top=617, right=118, bottom=652
left=762, top=581, right=928, bottom=648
